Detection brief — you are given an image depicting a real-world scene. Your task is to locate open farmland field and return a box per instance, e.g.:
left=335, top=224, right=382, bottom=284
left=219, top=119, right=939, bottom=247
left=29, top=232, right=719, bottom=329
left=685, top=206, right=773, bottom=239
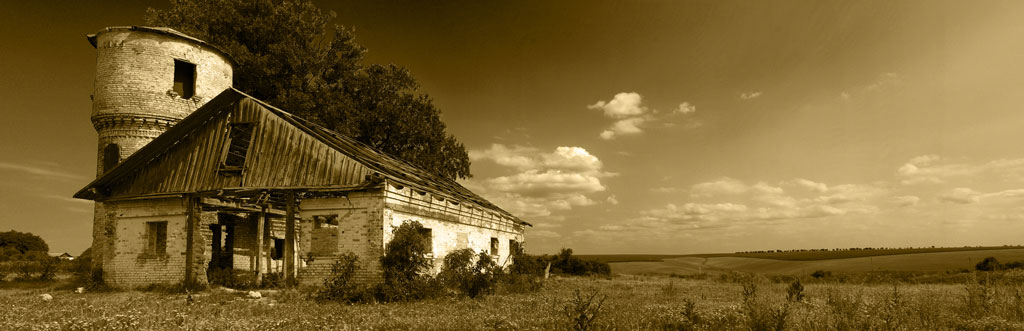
left=609, top=248, right=1024, bottom=276
left=581, top=245, right=1024, bottom=264
left=3, top=273, right=1024, bottom=330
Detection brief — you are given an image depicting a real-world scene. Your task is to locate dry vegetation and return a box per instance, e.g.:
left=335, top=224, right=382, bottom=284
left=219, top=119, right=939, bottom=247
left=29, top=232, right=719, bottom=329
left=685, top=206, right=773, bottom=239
left=2, top=271, right=1024, bottom=330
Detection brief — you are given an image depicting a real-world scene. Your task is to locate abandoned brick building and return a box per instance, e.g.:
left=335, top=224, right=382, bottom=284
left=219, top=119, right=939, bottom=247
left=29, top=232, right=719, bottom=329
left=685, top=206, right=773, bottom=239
left=74, top=26, right=528, bottom=288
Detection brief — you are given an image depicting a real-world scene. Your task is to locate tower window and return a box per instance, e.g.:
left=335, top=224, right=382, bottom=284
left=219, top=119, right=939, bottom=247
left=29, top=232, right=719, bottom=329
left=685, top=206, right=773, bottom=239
left=490, top=237, right=499, bottom=257
left=220, top=122, right=254, bottom=174
left=173, top=60, right=196, bottom=99
left=103, top=143, right=120, bottom=173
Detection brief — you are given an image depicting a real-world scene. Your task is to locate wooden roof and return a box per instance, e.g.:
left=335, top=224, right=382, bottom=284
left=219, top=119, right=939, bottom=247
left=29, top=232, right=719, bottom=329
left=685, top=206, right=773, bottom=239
left=75, top=88, right=527, bottom=226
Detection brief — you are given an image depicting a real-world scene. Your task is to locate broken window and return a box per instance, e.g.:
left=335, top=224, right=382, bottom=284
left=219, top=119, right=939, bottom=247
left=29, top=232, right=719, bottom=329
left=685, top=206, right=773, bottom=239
left=419, top=228, right=433, bottom=257
left=220, top=122, right=254, bottom=173
left=272, top=238, right=284, bottom=260
left=509, top=239, right=519, bottom=258
left=173, top=60, right=195, bottom=99
left=102, top=143, right=120, bottom=173
left=314, top=215, right=339, bottom=229
left=146, top=221, right=167, bottom=255
left=311, top=215, right=339, bottom=255
left=490, top=237, right=499, bottom=257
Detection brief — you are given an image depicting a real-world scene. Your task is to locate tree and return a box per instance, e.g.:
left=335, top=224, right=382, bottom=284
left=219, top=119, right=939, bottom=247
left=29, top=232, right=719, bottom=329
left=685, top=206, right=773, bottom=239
left=0, top=230, right=49, bottom=256
left=145, top=0, right=471, bottom=179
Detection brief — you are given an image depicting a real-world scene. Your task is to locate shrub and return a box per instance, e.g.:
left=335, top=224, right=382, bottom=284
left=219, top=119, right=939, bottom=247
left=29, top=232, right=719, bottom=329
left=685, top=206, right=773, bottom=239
left=740, top=279, right=789, bottom=331
left=786, top=278, right=804, bottom=302
left=439, top=249, right=504, bottom=298
left=377, top=221, right=440, bottom=301
left=811, top=270, right=832, bottom=279
left=663, top=299, right=702, bottom=330
left=976, top=257, right=1003, bottom=271
left=562, top=288, right=606, bottom=331
left=316, top=252, right=365, bottom=302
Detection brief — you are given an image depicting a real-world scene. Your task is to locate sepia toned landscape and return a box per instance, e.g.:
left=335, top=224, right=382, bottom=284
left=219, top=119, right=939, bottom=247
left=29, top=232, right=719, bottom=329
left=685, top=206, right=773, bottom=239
left=3, top=0, right=1024, bottom=329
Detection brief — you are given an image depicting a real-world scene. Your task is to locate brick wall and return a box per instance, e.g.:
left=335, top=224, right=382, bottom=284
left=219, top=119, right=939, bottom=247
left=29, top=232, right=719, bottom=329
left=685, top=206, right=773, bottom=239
left=100, top=198, right=189, bottom=288
left=297, top=191, right=385, bottom=285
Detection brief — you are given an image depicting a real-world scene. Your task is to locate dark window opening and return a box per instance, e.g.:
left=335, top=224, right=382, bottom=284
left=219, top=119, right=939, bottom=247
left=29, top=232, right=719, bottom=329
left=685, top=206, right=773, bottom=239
left=220, top=122, right=254, bottom=174
left=173, top=60, right=196, bottom=99
left=314, top=215, right=339, bottom=229
left=490, top=237, right=499, bottom=257
left=419, top=228, right=433, bottom=257
left=147, top=221, right=168, bottom=255
left=103, top=144, right=120, bottom=173
left=272, top=238, right=285, bottom=260
left=311, top=215, right=339, bottom=255
left=509, top=240, right=519, bottom=258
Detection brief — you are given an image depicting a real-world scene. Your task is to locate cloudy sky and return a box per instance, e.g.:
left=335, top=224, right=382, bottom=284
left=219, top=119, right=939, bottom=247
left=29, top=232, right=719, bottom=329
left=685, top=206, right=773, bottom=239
left=3, top=0, right=1024, bottom=254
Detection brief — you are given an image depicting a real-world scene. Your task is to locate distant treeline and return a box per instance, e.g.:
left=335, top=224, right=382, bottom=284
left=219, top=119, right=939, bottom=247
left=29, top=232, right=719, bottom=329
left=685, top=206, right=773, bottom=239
left=736, top=245, right=1024, bottom=254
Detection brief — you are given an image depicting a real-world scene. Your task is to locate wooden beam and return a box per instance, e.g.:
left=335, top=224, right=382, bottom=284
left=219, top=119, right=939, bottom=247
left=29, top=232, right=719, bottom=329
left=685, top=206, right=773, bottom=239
left=184, top=195, right=197, bottom=287
left=284, top=191, right=296, bottom=284
left=263, top=206, right=272, bottom=277
left=255, top=207, right=265, bottom=284
left=199, top=197, right=286, bottom=216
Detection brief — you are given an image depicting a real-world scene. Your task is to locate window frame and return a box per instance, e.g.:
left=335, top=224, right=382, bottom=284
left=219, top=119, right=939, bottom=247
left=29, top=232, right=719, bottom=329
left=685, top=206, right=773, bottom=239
left=172, top=59, right=196, bottom=99
left=145, top=221, right=168, bottom=256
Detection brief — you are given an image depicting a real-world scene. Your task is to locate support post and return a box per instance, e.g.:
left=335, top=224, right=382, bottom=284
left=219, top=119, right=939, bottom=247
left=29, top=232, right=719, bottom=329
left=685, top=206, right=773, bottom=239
left=255, top=208, right=265, bottom=284
left=184, top=195, right=197, bottom=287
left=264, top=213, right=272, bottom=276
left=284, top=191, right=296, bottom=284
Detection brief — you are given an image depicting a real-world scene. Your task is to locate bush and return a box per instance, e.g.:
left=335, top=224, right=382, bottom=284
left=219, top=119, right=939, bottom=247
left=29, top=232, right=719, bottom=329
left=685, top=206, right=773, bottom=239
left=976, top=257, right=1003, bottom=271
left=562, top=288, right=606, bottom=331
left=811, top=270, right=832, bottom=279
left=740, top=279, right=789, bottom=331
left=377, top=221, right=440, bottom=302
left=316, top=252, right=365, bottom=302
left=439, top=248, right=504, bottom=298
left=786, top=278, right=804, bottom=302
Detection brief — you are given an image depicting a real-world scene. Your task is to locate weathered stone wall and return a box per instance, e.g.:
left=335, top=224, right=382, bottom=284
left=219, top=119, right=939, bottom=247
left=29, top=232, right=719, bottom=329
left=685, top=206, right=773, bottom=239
left=297, top=190, right=385, bottom=285
left=100, top=198, right=188, bottom=288
left=383, top=182, right=526, bottom=271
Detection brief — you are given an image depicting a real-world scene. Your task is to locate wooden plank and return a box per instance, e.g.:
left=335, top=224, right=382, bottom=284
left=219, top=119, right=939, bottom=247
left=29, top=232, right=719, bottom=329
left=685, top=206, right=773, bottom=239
left=263, top=205, right=272, bottom=278
left=255, top=206, right=265, bottom=283
left=284, top=190, right=296, bottom=284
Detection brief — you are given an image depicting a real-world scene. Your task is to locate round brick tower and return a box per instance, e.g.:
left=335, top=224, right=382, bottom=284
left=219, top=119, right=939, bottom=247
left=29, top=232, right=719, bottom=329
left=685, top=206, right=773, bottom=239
left=87, top=26, right=233, bottom=272
left=88, top=26, right=234, bottom=175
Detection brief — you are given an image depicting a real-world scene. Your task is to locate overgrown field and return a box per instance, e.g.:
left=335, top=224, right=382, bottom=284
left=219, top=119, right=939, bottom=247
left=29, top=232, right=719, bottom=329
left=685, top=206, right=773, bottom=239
left=3, top=272, right=1024, bottom=330
left=582, top=246, right=1024, bottom=263
left=609, top=248, right=1024, bottom=276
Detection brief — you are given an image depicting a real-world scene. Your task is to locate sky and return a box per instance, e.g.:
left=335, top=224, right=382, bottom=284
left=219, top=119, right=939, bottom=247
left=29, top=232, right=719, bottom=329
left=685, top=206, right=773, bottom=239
left=2, top=0, right=1024, bottom=255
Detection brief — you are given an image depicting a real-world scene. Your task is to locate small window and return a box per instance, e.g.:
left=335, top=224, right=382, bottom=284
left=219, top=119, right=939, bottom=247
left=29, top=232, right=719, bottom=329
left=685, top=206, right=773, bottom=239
left=490, top=237, right=499, bottom=256
left=146, top=221, right=167, bottom=255
left=272, top=238, right=285, bottom=260
left=103, top=144, right=120, bottom=173
left=509, top=239, right=519, bottom=257
left=313, top=215, right=339, bottom=229
left=173, top=60, right=196, bottom=99
left=419, top=228, right=433, bottom=257
left=220, top=122, right=254, bottom=173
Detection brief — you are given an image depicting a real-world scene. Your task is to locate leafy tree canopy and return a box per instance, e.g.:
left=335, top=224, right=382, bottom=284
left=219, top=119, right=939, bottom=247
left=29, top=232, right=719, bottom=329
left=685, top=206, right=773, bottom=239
left=0, top=230, right=49, bottom=254
left=145, top=0, right=471, bottom=179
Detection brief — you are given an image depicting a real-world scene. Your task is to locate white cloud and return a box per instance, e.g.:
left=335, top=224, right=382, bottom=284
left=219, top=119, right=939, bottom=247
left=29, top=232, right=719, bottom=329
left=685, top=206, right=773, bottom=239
left=938, top=187, right=982, bottom=204
left=588, top=92, right=647, bottom=118
left=599, top=117, right=648, bottom=140
left=897, top=155, right=1024, bottom=185
left=690, top=177, right=749, bottom=197
left=894, top=195, right=920, bottom=207
left=464, top=144, right=611, bottom=220
left=788, top=178, right=828, bottom=193
left=674, top=102, right=696, bottom=114
left=0, top=162, right=86, bottom=181
left=740, top=91, right=762, bottom=100
left=606, top=195, right=619, bottom=205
